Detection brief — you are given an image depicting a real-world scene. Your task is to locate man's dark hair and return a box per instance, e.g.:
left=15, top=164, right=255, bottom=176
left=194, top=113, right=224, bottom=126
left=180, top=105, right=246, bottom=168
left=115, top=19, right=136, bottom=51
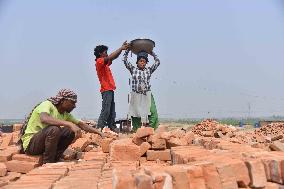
left=94, top=45, right=108, bottom=60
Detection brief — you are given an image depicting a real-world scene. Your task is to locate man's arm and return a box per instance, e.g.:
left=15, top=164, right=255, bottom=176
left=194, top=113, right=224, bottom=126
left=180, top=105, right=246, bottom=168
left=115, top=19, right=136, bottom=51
left=40, top=112, right=81, bottom=138
left=77, top=121, right=104, bottom=138
left=104, top=41, right=129, bottom=64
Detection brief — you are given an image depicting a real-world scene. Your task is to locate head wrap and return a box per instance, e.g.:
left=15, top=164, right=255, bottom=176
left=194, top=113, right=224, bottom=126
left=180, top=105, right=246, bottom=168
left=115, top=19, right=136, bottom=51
left=137, top=51, right=148, bottom=62
left=48, top=89, right=77, bottom=105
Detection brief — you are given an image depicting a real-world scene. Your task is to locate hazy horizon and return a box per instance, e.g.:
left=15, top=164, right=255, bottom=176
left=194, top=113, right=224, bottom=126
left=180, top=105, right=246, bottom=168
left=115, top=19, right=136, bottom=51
left=1, top=0, right=284, bottom=119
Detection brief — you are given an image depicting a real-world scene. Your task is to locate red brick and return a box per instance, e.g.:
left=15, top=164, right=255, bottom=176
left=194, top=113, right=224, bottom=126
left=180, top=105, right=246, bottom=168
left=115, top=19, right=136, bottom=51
left=113, top=169, right=136, bottom=189
left=245, top=159, right=267, bottom=188
left=110, top=139, right=140, bottom=161
left=215, top=163, right=238, bottom=189
left=136, top=127, right=154, bottom=138
left=27, top=167, right=68, bottom=176
left=101, top=138, right=114, bottom=153
left=71, top=138, right=90, bottom=151
left=0, top=172, right=21, bottom=182
left=183, top=165, right=206, bottom=189
left=0, top=180, right=8, bottom=187
left=5, top=160, right=38, bottom=173
left=195, top=162, right=222, bottom=189
left=270, top=141, right=284, bottom=151
left=134, top=173, right=154, bottom=189
left=146, top=150, right=171, bottom=161
left=0, top=134, right=13, bottom=150
left=229, top=160, right=250, bottom=187
left=164, top=166, right=190, bottom=189
left=184, top=131, right=195, bottom=144
left=143, top=167, right=173, bottom=189
left=12, top=154, right=42, bottom=164
left=167, top=137, right=188, bottom=148
left=12, top=131, right=20, bottom=144
left=0, top=150, right=13, bottom=162
left=132, top=134, right=145, bottom=146
left=0, top=163, right=7, bottom=177
left=140, top=142, right=151, bottom=156
left=155, top=125, right=168, bottom=134
left=82, top=151, right=107, bottom=161
left=151, top=136, right=166, bottom=150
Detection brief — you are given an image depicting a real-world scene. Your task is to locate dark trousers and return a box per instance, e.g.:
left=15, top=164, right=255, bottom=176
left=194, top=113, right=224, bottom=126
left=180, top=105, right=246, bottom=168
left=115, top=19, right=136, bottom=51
left=25, top=126, right=75, bottom=164
left=97, top=90, right=116, bottom=130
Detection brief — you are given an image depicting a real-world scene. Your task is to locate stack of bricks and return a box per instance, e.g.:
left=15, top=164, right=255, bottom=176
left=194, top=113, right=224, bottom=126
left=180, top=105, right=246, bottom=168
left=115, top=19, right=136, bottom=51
left=3, top=121, right=284, bottom=188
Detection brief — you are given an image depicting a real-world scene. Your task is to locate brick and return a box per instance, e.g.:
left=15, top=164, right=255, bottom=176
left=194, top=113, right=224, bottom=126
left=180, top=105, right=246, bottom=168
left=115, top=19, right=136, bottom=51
left=216, top=163, right=238, bottom=189
left=98, top=179, right=112, bottom=189
left=0, top=180, right=8, bottom=187
left=270, top=141, right=284, bottom=151
left=12, top=131, right=20, bottom=144
left=184, top=131, right=195, bottom=144
left=0, top=150, right=13, bottom=162
left=164, top=166, right=189, bottom=189
left=140, top=142, right=151, bottom=156
left=228, top=160, right=250, bottom=187
left=27, top=167, right=68, bottom=176
left=0, top=134, right=13, bottom=150
left=155, top=125, right=168, bottom=134
left=5, top=160, right=38, bottom=173
left=166, top=137, right=187, bottom=148
left=196, top=162, right=222, bottom=189
left=12, top=154, right=42, bottom=164
left=134, top=173, right=154, bottom=189
left=82, top=151, right=107, bottom=161
left=13, top=124, right=23, bottom=132
left=183, top=165, right=206, bottom=189
left=113, top=169, right=136, bottom=189
left=245, top=159, right=267, bottom=188
left=136, top=127, right=154, bottom=138
left=110, top=139, right=140, bottom=161
left=0, top=172, right=21, bottom=182
left=132, top=134, right=145, bottom=146
left=266, top=182, right=282, bottom=189
left=147, top=150, right=171, bottom=161
left=71, top=138, right=90, bottom=151
left=101, top=138, right=114, bottom=153
left=0, top=163, right=7, bottom=177
left=151, top=136, right=166, bottom=150
left=143, top=167, right=173, bottom=189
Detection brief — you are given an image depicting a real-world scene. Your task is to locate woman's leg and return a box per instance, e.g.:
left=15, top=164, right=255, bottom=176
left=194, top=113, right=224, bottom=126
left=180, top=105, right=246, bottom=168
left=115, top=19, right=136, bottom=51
left=149, top=94, right=159, bottom=129
left=131, top=117, right=141, bottom=131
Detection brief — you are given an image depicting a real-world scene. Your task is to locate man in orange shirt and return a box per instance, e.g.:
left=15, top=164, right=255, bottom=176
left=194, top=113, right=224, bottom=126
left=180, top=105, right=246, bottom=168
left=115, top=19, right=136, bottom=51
left=94, top=41, right=129, bottom=131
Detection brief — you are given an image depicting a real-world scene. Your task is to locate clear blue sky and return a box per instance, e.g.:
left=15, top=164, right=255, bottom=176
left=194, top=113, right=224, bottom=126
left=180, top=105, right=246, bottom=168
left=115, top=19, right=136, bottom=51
left=1, top=0, right=284, bottom=119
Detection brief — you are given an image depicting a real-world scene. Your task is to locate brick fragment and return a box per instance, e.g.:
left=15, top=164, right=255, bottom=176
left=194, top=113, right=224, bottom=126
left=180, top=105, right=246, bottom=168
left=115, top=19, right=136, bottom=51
left=147, top=150, right=171, bottom=161
left=140, top=142, right=151, bottom=156
left=12, top=154, right=42, bottom=164
left=71, top=138, right=90, bottom=151
left=0, top=163, right=7, bottom=177
left=270, top=141, right=284, bottom=151
left=5, top=160, right=38, bottom=173
left=110, top=139, right=140, bottom=161
left=101, top=138, right=114, bottom=153
left=245, top=159, right=267, bottom=188
left=0, top=134, right=13, bottom=150
left=136, top=127, right=154, bottom=138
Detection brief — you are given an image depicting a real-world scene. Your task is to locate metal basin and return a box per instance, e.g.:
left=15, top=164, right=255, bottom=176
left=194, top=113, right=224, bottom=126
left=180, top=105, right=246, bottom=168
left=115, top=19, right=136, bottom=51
left=129, top=38, right=155, bottom=55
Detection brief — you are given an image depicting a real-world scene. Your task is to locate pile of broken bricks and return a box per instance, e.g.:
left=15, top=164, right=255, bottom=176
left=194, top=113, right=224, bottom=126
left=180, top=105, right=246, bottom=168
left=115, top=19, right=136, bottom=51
left=1, top=121, right=284, bottom=188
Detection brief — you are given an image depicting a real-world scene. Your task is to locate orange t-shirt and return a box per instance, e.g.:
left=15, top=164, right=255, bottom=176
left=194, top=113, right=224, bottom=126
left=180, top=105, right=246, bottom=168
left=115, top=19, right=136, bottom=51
left=95, top=57, right=116, bottom=92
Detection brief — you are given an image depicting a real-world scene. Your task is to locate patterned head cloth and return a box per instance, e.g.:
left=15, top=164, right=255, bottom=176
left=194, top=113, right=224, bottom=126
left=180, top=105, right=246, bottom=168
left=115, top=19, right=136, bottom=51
left=48, top=89, right=77, bottom=105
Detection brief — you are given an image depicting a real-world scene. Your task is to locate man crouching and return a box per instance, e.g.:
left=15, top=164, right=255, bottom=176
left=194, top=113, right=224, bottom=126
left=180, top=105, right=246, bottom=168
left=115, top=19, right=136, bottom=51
left=20, top=89, right=104, bottom=164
